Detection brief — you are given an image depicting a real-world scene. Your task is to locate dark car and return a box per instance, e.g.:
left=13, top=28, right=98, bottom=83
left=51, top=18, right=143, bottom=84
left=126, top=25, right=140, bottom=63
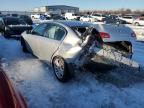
left=51, top=14, right=66, bottom=20
left=42, top=14, right=66, bottom=20
left=0, top=17, right=32, bottom=38
left=0, top=14, right=5, bottom=18
left=18, top=15, right=33, bottom=25
left=7, top=14, right=33, bottom=25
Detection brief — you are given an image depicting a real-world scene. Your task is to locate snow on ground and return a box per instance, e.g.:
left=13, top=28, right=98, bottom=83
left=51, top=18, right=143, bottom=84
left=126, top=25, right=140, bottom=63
left=0, top=36, right=144, bottom=108
left=132, top=40, right=144, bottom=67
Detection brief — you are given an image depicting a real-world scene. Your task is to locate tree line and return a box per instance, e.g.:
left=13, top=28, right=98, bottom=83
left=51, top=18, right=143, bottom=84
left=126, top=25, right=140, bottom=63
left=80, top=8, right=144, bottom=16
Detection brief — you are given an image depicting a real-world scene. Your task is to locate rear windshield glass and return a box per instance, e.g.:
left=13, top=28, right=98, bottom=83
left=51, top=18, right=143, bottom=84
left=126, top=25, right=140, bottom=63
left=71, top=27, right=87, bottom=36
left=4, top=18, right=26, bottom=25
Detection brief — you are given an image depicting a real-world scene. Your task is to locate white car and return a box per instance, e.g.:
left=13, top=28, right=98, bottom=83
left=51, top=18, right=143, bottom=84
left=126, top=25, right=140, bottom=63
left=126, top=25, right=144, bottom=41
left=91, top=14, right=106, bottom=21
left=80, top=15, right=97, bottom=22
left=65, top=13, right=79, bottom=20
left=21, top=21, right=103, bottom=82
left=119, top=16, right=135, bottom=24
left=94, top=24, right=136, bottom=57
left=133, top=17, right=144, bottom=26
left=31, top=14, right=41, bottom=19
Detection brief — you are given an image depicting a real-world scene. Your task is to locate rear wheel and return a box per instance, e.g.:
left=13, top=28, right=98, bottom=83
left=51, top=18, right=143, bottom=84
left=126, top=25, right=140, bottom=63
left=52, top=57, right=70, bottom=82
left=135, top=22, right=140, bottom=26
left=89, top=19, right=92, bottom=22
left=2, top=31, right=11, bottom=39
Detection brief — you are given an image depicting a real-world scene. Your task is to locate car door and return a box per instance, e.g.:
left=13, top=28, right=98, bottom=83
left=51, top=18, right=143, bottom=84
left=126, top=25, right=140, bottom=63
left=37, top=23, right=66, bottom=61
left=24, top=23, right=48, bottom=57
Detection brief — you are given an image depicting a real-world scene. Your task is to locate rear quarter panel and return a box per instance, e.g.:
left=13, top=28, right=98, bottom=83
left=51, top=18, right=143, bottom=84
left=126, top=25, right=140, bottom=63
left=52, top=25, right=82, bottom=63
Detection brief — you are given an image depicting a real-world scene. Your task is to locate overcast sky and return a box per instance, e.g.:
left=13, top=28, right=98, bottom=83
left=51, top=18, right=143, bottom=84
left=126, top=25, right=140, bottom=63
left=0, top=0, right=143, bottom=11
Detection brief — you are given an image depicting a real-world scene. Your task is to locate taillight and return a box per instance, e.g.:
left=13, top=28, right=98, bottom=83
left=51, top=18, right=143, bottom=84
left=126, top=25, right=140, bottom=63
left=131, top=32, right=136, bottom=37
left=100, top=32, right=110, bottom=38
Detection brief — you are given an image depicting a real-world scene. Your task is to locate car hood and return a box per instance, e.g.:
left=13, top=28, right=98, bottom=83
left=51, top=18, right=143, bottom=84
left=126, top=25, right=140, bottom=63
left=0, top=69, right=27, bottom=108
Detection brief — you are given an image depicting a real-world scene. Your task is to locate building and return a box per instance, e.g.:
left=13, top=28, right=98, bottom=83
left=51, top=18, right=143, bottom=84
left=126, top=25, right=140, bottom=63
left=33, top=5, right=79, bottom=14
left=33, top=6, right=48, bottom=13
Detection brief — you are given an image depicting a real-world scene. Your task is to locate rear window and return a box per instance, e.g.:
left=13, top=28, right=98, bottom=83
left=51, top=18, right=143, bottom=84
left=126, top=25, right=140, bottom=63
left=93, top=14, right=101, bottom=17
left=4, top=18, right=26, bottom=25
left=72, top=14, right=77, bottom=16
left=123, top=16, right=132, bottom=19
left=102, top=15, right=106, bottom=17
left=71, top=27, right=87, bottom=37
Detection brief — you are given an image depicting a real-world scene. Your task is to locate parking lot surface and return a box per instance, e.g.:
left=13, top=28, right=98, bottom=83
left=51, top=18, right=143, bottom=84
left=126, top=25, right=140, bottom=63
left=0, top=36, right=144, bottom=108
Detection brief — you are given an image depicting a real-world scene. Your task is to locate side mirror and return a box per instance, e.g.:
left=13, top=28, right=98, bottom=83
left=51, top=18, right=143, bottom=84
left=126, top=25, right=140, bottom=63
left=26, top=30, right=32, bottom=34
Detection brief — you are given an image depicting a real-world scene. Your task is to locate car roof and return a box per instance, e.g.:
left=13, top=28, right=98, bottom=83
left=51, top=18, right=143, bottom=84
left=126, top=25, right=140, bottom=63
left=56, top=20, right=93, bottom=27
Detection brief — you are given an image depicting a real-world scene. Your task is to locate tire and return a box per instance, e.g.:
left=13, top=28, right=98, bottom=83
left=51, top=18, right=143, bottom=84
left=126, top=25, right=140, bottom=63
left=2, top=31, right=11, bottom=39
left=21, top=37, right=29, bottom=53
left=135, top=22, right=140, bottom=26
left=89, top=19, right=92, bottom=22
left=66, top=17, right=68, bottom=20
left=52, top=57, right=70, bottom=82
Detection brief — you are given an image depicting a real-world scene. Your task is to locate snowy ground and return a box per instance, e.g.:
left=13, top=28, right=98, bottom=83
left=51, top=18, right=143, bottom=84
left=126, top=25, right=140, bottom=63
left=0, top=36, right=144, bottom=108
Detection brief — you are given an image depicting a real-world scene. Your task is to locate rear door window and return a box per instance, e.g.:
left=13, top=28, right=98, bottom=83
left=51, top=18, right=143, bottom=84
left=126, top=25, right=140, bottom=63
left=44, top=24, right=66, bottom=41
left=32, top=23, right=48, bottom=36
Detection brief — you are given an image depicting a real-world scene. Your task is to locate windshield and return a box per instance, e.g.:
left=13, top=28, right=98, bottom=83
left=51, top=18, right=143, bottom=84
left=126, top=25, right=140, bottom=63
left=72, top=14, right=78, bottom=16
left=4, top=18, right=26, bottom=25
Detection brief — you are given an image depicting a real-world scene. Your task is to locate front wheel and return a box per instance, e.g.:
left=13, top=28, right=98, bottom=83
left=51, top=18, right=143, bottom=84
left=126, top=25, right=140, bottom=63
left=52, top=57, right=70, bottom=82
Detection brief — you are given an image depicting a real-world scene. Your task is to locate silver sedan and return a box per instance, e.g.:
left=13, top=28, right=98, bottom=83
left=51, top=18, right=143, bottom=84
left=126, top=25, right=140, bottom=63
left=21, top=21, right=103, bottom=82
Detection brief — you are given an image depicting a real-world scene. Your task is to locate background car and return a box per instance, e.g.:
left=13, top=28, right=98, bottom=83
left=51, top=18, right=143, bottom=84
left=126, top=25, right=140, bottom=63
left=91, top=13, right=106, bottom=21
left=21, top=21, right=103, bottom=82
left=18, top=15, right=33, bottom=25
left=0, top=16, right=32, bottom=38
left=119, top=15, right=136, bottom=24
left=0, top=14, right=6, bottom=18
left=133, top=17, right=144, bottom=26
left=65, top=13, right=80, bottom=20
left=103, top=16, right=129, bottom=24
left=0, top=65, right=27, bottom=108
left=50, top=14, right=66, bottom=20
left=31, top=14, right=41, bottom=19
left=80, top=15, right=97, bottom=22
